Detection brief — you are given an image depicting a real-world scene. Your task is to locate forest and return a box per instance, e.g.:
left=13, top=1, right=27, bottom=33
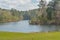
left=0, top=0, right=60, bottom=25
left=29, top=0, right=60, bottom=25
left=0, top=8, right=39, bottom=22
left=0, top=8, right=22, bottom=22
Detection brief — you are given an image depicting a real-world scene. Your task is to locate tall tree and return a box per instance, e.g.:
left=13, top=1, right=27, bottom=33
left=38, top=0, right=46, bottom=17
left=46, top=1, right=54, bottom=20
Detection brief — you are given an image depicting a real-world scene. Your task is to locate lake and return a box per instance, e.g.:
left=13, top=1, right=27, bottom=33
left=0, top=20, right=60, bottom=33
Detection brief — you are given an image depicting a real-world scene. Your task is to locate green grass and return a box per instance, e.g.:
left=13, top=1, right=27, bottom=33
left=0, top=32, right=60, bottom=40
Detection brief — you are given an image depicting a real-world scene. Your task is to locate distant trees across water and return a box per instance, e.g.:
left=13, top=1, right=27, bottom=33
left=0, top=8, right=39, bottom=22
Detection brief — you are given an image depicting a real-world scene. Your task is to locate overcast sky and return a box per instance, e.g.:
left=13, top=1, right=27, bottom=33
left=0, top=0, right=51, bottom=11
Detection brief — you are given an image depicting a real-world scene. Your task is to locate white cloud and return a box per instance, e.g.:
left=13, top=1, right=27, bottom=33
left=0, top=0, right=51, bottom=11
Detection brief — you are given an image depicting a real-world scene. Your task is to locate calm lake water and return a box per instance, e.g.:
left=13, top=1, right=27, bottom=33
left=0, top=20, right=60, bottom=33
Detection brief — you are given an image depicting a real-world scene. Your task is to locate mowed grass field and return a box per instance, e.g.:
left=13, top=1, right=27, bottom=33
left=0, top=32, right=60, bottom=40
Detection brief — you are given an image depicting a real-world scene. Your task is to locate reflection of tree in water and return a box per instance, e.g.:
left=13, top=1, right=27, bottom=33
left=55, top=25, right=60, bottom=31
left=40, top=25, right=60, bottom=32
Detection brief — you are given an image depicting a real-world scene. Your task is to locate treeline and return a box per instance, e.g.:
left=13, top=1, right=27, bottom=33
left=21, top=8, right=42, bottom=22
left=0, top=8, right=23, bottom=22
left=20, top=9, right=39, bottom=20
left=0, top=8, right=39, bottom=22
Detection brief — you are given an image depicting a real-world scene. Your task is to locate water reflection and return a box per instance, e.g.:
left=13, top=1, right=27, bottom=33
left=0, top=20, right=60, bottom=33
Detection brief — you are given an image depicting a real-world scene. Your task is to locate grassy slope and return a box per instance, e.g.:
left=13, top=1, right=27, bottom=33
left=0, top=32, right=60, bottom=40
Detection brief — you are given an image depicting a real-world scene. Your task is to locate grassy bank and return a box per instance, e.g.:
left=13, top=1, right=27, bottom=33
left=0, top=32, right=60, bottom=40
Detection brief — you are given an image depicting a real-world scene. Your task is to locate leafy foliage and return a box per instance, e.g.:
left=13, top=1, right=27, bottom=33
left=0, top=8, right=22, bottom=22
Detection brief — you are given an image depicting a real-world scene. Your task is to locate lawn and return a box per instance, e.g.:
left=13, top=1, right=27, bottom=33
left=0, top=32, right=60, bottom=40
